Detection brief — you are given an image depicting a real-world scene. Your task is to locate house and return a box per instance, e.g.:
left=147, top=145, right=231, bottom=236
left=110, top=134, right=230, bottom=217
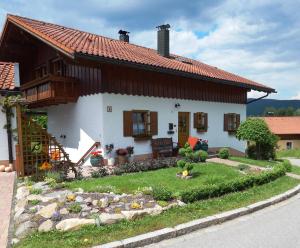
left=263, top=117, right=300, bottom=150
left=0, top=61, right=19, bottom=166
left=0, top=14, right=275, bottom=163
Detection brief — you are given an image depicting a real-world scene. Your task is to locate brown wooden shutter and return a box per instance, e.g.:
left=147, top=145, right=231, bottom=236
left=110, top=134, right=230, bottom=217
left=204, top=113, right=208, bottom=131
left=123, top=111, right=133, bottom=137
left=236, top=114, right=240, bottom=129
left=193, top=113, right=197, bottom=129
left=150, top=111, right=158, bottom=136
left=224, top=113, right=229, bottom=131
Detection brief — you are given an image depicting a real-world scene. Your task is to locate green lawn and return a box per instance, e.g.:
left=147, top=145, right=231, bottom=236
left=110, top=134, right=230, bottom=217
left=230, top=156, right=300, bottom=176
left=67, top=163, right=242, bottom=194
left=277, top=149, right=300, bottom=159
left=16, top=176, right=299, bottom=248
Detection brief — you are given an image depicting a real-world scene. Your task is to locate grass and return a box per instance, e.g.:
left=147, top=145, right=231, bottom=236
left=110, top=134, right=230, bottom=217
left=277, top=149, right=300, bottom=159
left=16, top=176, right=299, bottom=248
left=67, top=163, right=242, bottom=194
left=230, top=156, right=300, bottom=176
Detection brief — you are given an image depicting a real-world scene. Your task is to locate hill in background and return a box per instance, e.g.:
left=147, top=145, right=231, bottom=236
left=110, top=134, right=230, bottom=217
left=247, top=99, right=300, bottom=116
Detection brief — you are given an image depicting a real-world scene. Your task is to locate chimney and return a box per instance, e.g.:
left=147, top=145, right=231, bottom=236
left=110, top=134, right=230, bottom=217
left=118, top=30, right=130, bottom=42
left=156, top=24, right=170, bottom=57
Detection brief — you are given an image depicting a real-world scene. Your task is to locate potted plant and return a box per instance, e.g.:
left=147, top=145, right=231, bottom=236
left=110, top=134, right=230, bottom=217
left=116, top=148, right=128, bottom=165
left=90, top=151, right=103, bottom=167
left=105, top=144, right=115, bottom=166
left=126, top=146, right=134, bottom=162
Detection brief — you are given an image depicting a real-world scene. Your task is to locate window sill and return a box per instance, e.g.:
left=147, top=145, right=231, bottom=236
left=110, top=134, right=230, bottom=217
left=133, top=135, right=152, bottom=141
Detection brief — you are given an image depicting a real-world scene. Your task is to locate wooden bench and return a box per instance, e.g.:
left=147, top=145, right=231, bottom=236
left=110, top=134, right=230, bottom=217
left=151, top=138, right=177, bottom=158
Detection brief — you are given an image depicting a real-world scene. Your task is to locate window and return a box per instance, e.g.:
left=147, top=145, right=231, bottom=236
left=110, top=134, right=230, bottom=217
left=50, top=59, right=65, bottom=76
left=123, top=110, right=158, bottom=138
left=34, top=64, right=47, bottom=79
left=286, top=142, right=293, bottom=150
left=193, top=112, right=208, bottom=132
left=224, top=113, right=240, bottom=132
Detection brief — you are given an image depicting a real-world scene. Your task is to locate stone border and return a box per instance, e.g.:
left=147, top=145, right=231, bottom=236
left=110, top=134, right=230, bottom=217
left=94, top=184, right=300, bottom=248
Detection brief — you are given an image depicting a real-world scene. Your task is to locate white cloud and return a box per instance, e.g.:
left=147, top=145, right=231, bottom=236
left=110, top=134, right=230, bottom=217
left=292, top=92, right=300, bottom=100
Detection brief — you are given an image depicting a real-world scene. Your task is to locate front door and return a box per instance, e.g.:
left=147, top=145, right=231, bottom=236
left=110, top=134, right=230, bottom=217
left=178, top=112, right=190, bottom=147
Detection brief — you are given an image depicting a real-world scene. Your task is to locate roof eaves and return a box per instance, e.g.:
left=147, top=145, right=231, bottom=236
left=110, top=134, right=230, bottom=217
left=6, top=15, right=75, bottom=59
left=75, top=52, right=276, bottom=93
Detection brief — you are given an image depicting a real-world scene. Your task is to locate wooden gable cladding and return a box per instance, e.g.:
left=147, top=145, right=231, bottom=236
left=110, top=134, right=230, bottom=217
left=99, top=63, right=247, bottom=104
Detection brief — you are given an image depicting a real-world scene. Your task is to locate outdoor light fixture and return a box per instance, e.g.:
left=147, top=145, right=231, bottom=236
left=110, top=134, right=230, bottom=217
left=175, top=103, right=181, bottom=108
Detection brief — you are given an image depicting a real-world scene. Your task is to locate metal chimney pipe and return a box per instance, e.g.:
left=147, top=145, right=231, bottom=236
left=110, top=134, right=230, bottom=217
left=118, top=30, right=130, bottom=43
left=156, top=24, right=170, bottom=57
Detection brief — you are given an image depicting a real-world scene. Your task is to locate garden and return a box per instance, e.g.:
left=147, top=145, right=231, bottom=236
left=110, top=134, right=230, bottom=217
left=12, top=137, right=298, bottom=248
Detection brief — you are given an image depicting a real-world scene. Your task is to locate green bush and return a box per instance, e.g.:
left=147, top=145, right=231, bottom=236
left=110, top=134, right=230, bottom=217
left=180, top=165, right=286, bottom=203
left=45, top=171, right=63, bottom=183
left=185, top=162, right=194, bottom=172
left=91, top=167, right=108, bottom=178
left=68, top=203, right=82, bottom=213
left=198, top=150, right=208, bottom=162
left=152, top=186, right=173, bottom=201
left=282, top=160, right=292, bottom=172
left=178, top=148, right=187, bottom=157
left=218, top=148, right=230, bottom=159
left=176, top=160, right=186, bottom=169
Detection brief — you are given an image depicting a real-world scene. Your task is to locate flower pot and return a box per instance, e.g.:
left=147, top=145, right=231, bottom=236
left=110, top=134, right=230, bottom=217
left=90, top=157, right=103, bottom=167
left=107, top=157, right=115, bottom=166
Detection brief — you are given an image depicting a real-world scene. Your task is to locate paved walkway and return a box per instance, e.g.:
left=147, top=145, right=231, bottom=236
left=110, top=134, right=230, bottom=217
left=146, top=193, right=300, bottom=248
left=0, top=172, right=15, bottom=248
left=287, top=158, right=300, bottom=167
left=208, top=158, right=300, bottom=180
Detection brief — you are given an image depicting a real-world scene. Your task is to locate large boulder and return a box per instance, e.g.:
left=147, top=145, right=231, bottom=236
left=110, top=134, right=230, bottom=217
left=37, top=203, right=58, bottom=218
left=15, top=221, right=37, bottom=238
left=38, top=219, right=54, bottom=232
left=99, top=213, right=125, bottom=224
left=56, top=218, right=95, bottom=231
left=15, top=198, right=28, bottom=213
left=15, top=213, right=31, bottom=225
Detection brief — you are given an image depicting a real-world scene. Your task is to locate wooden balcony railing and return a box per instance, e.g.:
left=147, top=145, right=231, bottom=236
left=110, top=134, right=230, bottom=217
left=21, top=74, right=79, bottom=107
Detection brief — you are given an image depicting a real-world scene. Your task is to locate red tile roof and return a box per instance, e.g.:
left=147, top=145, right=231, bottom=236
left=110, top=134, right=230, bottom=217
left=4, top=14, right=275, bottom=93
left=0, top=62, right=16, bottom=90
left=263, top=117, right=300, bottom=135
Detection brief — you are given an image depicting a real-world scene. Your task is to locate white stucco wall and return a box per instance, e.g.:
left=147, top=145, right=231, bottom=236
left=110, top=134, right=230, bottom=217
left=0, top=96, right=17, bottom=163
left=46, top=94, right=104, bottom=163
left=46, top=93, right=246, bottom=162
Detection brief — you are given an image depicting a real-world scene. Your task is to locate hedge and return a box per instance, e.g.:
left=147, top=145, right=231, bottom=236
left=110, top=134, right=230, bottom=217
left=180, top=164, right=286, bottom=203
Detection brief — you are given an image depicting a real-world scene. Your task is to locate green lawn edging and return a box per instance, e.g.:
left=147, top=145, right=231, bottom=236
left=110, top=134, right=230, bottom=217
left=181, top=164, right=286, bottom=203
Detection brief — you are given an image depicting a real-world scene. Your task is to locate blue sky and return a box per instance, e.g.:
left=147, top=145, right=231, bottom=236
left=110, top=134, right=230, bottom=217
left=0, top=0, right=299, bottom=100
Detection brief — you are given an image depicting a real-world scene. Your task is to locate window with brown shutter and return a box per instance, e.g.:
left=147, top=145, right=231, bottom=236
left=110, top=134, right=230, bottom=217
left=224, top=113, right=240, bottom=132
left=194, top=112, right=208, bottom=132
left=123, top=110, right=158, bottom=138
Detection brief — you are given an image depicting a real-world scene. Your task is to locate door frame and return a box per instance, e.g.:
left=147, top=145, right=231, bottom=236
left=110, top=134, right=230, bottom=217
left=178, top=111, right=190, bottom=147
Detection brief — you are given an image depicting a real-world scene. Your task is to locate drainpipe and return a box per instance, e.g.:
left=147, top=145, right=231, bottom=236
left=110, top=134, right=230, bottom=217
left=246, top=92, right=270, bottom=104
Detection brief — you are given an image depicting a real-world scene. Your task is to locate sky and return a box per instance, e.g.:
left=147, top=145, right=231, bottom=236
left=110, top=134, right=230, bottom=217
left=0, top=0, right=299, bottom=100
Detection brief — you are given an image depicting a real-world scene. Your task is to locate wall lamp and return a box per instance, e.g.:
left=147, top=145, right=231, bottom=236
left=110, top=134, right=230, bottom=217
left=175, top=103, right=181, bottom=108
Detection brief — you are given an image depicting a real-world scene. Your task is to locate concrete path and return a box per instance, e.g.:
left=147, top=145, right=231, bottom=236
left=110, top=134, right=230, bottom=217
left=146, top=193, right=300, bottom=248
left=0, top=172, right=15, bottom=248
left=287, top=158, right=300, bottom=167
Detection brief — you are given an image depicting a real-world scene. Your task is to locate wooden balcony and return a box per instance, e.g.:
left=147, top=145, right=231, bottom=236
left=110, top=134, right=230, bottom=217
left=21, top=74, right=79, bottom=107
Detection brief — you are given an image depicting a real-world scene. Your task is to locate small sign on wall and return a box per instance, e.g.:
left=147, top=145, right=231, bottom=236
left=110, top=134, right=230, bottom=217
left=107, top=106, right=112, bottom=112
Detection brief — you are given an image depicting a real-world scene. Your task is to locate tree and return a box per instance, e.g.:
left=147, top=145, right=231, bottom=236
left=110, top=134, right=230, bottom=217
left=236, top=118, right=278, bottom=160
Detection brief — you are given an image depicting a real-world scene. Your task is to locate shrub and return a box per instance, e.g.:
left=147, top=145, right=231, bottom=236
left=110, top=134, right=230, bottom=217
left=180, top=165, right=286, bottom=203
left=218, top=148, right=230, bottom=159
left=185, top=162, right=194, bottom=172
left=91, top=167, right=108, bottom=178
left=178, top=148, right=186, bottom=157
left=152, top=186, right=172, bottom=201
left=198, top=150, right=208, bottom=162
left=177, top=160, right=186, bottom=169
left=237, top=164, right=250, bottom=171
left=45, top=171, right=64, bottom=183
left=282, top=160, right=292, bottom=172
left=68, top=203, right=82, bottom=213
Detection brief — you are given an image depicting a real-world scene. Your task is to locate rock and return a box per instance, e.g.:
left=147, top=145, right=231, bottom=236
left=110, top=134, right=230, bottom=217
left=14, top=208, right=25, bottom=221
left=15, top=198, right=28, bottom=213
left=177, top=200, right=186, bottom=207
left=29, top=205, right=41, bottom=214
left=32, top=181, right=47, bottom=189
left=0, top=165, right=5, bottom=172
left=75, top=188, right=84, bottom=193
left=90, top=209, right=99, bottom=214
left=38, top=220, right=53, bottom=232
left=44, top=190, right=71, bottom=199
left=27, top=194, right=54, bottom=203
left=99, top=213, right=125, bottom=224
left=59, top=208, right=69, bottom=215
left=121, top=206, right=163, bottom=220
left=81, top=212, right=89, bottom=218
left=92, top=200, right=98, bottom=206
left=15, top=213, right=31, bottom=225
left=37, top=203, right=58, bottom=218
left=15, top=221, right=36, bottom=238
left=82, top=205, right=92, bottom=212
left=5, top=167, right=12, bottom=172
left=16, top=186, right=30, bottom=200
left=98, top=197, right=109, bottom=208
left=75, top=196, right=83, bottom=203
left=113, top=196, right=120, bottom=202
left=11, top=238, right=20, bottom=245
left=84, top=197, right=92, bottom=203
left=56, top=218, right=95, bottom=231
